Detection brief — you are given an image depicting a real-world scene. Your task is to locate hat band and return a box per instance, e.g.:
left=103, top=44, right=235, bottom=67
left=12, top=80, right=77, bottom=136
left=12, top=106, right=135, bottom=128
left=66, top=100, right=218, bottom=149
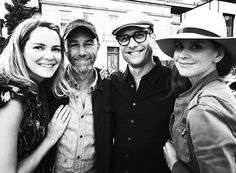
left=177, top=27, right=220, bottom=37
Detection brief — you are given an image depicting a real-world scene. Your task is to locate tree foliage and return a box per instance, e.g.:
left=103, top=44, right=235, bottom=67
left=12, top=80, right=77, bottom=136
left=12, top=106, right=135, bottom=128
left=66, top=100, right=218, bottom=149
left=4, top=0, right=39, bottom=35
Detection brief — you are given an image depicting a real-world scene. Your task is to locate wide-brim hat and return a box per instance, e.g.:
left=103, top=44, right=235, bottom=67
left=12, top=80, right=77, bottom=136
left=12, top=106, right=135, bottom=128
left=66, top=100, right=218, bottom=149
left=156, top=11, right=236, bottom=65
left=63, top=19, right=99, bottom=40
left=112, top=11, right=154, bottom=35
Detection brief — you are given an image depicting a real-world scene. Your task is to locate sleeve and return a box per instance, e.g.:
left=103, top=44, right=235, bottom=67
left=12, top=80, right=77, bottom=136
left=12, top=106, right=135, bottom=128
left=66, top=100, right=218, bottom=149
left=0, top=85, right=25, bottom=108
left=188, top=97, right=236, bottom=173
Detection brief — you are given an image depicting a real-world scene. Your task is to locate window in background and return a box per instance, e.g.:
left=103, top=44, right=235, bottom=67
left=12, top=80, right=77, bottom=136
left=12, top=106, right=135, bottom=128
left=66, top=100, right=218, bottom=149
left=60, top=10, right=71, bottom=31
left=223, top=13, right=234, bottom=37
left=109, top=14, right=118, bottom=26
left=107, top=47, right=119, bottom=72
left=83, top=12, right=93, bottom=22
left=170, top=22, right=180, bottom=35
left=171, top=14, right=181, bottom=35
left=60, top=22, right=68, bottom=31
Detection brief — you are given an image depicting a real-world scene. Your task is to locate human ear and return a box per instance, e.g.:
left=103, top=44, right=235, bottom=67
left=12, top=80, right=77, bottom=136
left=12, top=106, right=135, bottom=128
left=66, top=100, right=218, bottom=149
left=214, top=48, right=224, bottom=63
left=97, top=42, right=100, bottom=50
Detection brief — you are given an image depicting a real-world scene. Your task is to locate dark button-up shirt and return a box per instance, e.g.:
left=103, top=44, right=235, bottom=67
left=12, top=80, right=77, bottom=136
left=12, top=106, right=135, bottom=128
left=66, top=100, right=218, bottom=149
left=111, top=61, right=175, bottom=173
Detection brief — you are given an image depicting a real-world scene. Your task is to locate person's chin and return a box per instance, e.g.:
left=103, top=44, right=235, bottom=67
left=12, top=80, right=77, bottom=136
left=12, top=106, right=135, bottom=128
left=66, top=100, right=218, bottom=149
left=42, top=72, right=55, bottom=78
left=178, top=70, right=193, bottom=78
left=76, top=66, right=93, bottom=74
left=128, top=60, right=145, bottom=68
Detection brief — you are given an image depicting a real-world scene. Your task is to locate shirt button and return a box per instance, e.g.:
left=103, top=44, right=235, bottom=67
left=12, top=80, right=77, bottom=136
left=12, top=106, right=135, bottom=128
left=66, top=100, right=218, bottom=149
left=81, top=115, right=84, bottom=118
left=77, top=155, right=80, bottom=159
left=128, top=137, right=131, bottom=141
left=132, top=102, right=136, bottom=106
left=80, top=135, right=83, bottom=138
left=130, top=119, right=134, bottom=123
left=131, top=84, right=134, bottom=88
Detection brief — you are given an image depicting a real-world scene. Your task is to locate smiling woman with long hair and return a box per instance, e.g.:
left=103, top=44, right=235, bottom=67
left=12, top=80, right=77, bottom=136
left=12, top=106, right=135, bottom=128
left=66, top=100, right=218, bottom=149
left=156, top=12, right=236, bottom=173
left=0, top=16, right=71, bottom=173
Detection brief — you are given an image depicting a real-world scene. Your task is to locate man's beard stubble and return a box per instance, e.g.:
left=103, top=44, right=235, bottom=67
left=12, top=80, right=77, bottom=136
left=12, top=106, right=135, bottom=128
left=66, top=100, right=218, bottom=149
left=71, top=56, right=95, bottom=77
left=74, top=63, right=93, bottom=76
left=69, top=53, right=96, bottom=76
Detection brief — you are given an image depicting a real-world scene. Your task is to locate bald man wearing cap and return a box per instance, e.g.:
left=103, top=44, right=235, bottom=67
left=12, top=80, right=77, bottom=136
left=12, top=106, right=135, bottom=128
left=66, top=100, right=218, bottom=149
left=110, top=12, right=175, bottom=173
left=48, top=19, right=113, bottom=173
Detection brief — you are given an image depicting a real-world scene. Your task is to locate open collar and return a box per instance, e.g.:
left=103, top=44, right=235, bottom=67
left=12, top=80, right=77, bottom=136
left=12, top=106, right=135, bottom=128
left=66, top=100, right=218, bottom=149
left=65, top=65, right=98, bottom=93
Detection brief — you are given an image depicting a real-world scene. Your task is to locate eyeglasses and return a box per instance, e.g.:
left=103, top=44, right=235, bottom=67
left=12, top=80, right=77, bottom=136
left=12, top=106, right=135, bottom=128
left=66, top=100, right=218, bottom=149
left=116, top=30, right=150, bottom=46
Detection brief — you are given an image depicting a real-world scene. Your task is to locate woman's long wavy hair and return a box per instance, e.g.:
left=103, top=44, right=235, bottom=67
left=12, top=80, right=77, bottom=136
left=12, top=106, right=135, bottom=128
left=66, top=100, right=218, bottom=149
left=170, top=40, right=233, bottom=96
left=53, top=63, right=76, bottom=98
left=0, top=15, right=65, bottom=95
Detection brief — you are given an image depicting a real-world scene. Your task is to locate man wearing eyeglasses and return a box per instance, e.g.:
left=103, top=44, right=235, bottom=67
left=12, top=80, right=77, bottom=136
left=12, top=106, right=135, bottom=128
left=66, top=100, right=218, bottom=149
left=110, top=12, right=175, bottom=173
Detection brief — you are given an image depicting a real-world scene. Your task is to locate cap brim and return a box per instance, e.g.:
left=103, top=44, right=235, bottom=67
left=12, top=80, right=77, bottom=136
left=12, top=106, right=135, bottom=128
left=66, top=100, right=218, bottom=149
left=156, top=33, right=236, bottom=65
left=63, top=25, right=98, bottom=39
left=112, top=24, right=151, bottom=35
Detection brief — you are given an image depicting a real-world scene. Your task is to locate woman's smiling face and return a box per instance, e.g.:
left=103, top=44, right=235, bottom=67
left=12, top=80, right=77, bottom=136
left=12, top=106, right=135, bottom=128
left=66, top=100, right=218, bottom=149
left=23, top=26, right=62, bottom=82
left=173, top=39, right=224, bottom=84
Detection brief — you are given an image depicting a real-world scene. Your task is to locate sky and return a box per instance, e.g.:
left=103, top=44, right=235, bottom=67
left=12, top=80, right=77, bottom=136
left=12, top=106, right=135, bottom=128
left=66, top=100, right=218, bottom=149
left=0, top=0, right=8, bottom=18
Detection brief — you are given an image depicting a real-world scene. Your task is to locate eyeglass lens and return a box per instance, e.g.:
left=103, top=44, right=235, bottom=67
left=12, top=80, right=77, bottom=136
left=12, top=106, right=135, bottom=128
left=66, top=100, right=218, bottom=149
left=117, top=31, right=148, bottom=46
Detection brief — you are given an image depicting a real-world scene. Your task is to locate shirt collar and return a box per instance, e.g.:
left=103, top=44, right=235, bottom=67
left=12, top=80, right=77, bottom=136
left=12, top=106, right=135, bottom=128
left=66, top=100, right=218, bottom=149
left=122, top=62, right=167, bottom=85
left=180, top=70, right=221, bottom=98
left=90, top=69, right=98, bottom=92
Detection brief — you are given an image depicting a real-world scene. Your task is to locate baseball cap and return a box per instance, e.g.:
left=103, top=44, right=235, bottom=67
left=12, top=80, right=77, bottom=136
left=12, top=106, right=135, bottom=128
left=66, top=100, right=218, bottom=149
left=112, top=11, right=154, bottom=35
left=63, top=19, right=99, bottom=40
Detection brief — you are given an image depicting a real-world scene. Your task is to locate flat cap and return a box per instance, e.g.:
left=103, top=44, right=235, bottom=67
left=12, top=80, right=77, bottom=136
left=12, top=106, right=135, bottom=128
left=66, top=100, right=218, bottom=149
left=112, top=11, right=154, bottom=35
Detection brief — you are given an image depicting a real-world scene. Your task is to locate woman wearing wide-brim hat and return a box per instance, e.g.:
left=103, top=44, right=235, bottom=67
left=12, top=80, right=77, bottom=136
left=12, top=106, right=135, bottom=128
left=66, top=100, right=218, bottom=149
left=157, top=11, right=236, bottom=173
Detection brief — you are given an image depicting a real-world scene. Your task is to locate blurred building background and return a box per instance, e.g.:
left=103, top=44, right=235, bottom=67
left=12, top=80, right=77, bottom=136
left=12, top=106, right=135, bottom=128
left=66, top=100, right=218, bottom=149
left=0, top=0, right=236, bottom=71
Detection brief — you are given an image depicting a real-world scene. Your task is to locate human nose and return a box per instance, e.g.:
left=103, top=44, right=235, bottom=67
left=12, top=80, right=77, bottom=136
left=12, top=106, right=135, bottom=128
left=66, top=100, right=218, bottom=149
left=128, top=37, right=138, bottom=47
left=174, top=49, right=189, bottom=60
left=44, top=49, right=54, bottom=60
left=78, top=47, right=86, bottom=56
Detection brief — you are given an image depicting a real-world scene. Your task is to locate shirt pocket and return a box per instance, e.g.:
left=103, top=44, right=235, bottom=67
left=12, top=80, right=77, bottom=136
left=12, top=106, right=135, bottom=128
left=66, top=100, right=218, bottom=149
left=55, top=142, right=74, bottom=170
left=55, top=153, right=74, bottom=170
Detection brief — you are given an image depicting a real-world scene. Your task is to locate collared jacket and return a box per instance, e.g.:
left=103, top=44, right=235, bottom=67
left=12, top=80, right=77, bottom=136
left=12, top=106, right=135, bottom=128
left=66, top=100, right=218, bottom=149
left=47, top=68, right=114, bottom=173
left=171, top=71, right=236, bottom=173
